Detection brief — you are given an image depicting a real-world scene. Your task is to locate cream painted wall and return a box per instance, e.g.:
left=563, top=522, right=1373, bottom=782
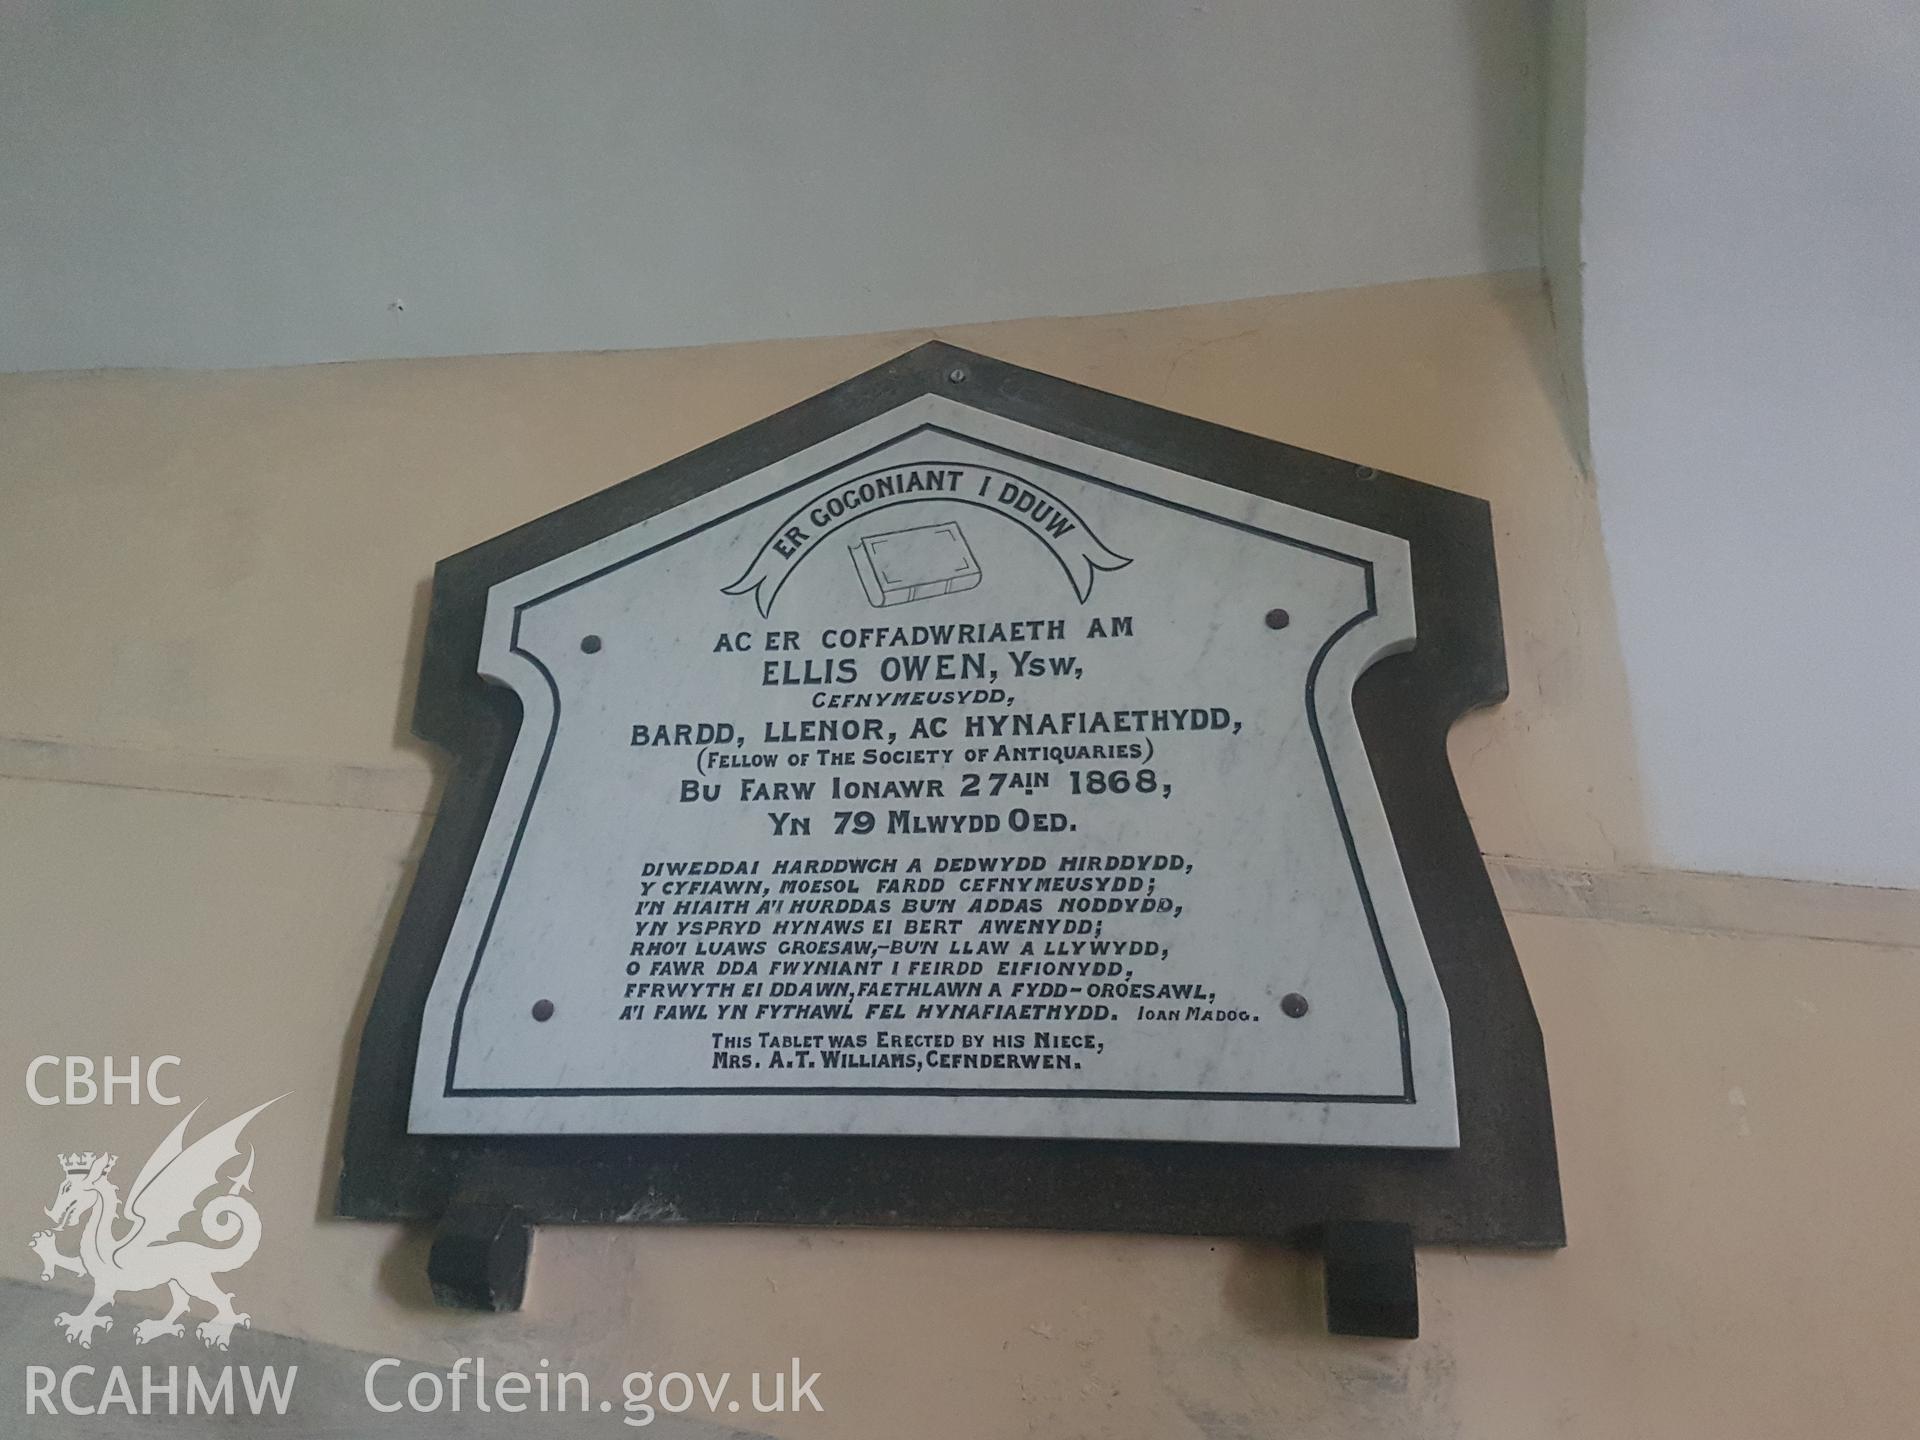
left=4, top=275, right=1918, bottom=1436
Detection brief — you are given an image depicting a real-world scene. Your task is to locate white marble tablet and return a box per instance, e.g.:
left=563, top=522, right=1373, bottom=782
left=408, top=395, right=1458, bottom=1146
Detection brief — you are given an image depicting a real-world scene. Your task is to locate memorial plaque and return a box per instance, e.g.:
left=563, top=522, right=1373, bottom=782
left=340, top=343, right=1562, bottom=1287
left=409, top=396, right=1456, bottom=1146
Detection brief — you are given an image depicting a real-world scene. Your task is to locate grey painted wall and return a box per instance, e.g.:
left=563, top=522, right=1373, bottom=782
left=1, top=0, right=1543, bottom=373
left=1538, top=0, right=1587, bottom=470
left=1569, top=0, right=1920, bottom=887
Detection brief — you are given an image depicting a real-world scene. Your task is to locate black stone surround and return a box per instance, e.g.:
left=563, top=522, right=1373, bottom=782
left=336, top=342, right=1564, bottom=1260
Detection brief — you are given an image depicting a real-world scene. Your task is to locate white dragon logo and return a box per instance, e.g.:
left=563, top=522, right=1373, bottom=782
left=26, top=1097, right=280, bottom=1350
